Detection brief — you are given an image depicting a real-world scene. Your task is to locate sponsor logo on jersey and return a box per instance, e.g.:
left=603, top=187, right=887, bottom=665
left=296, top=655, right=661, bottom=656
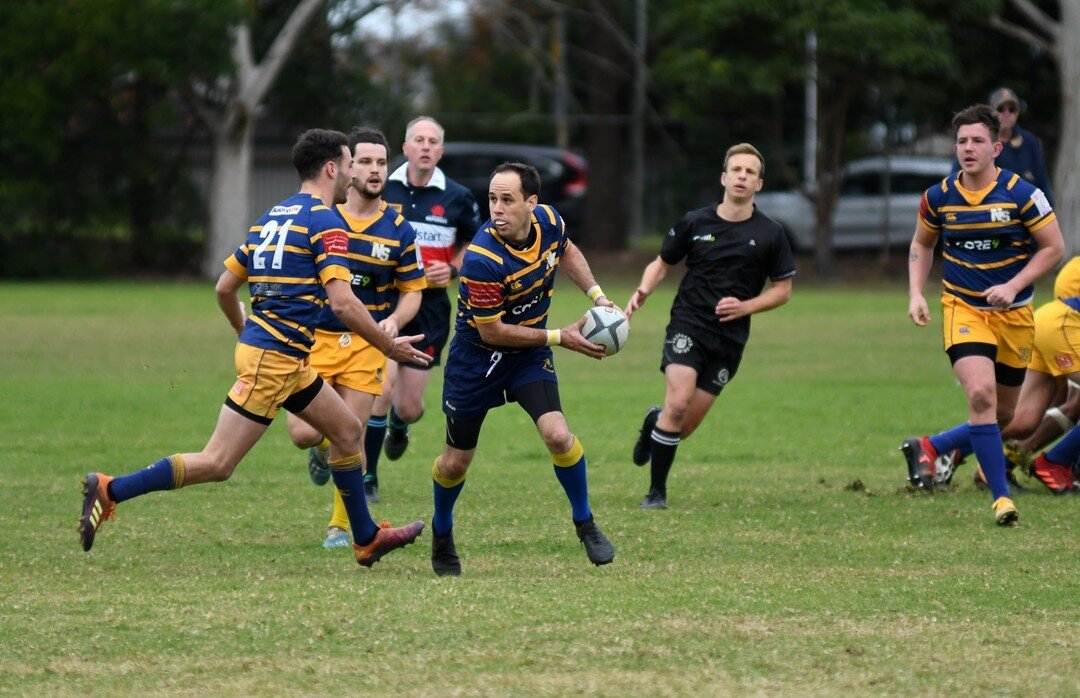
left=511, top=294, right=542, bottom=315
left=411, top=222, right=456, bottom=248
left=692, top=234, right=715, bottom=242
left=350, top=273, right=373, bottom=288
left=388, top=202, right=403, bottom=214
left=946, top=213, right=957, bottom=221
left=989, top=207, right=1011, bottom=224
left=230, top=379, right=249, bottom=398
left=444, top=400, right=457, bottom=413
left=431, top=204, right=446, bottom=217
left=546, top=251, right=557, bottom=269
left=543, top=358, right=555, bottom=373
left=714, top=368, right=730, bottom=386
left=269, top=205, right=303, bottom=216
left=251, top=282, right=284, bottom=297
left=667, top=227, right=676, bottom=237
left=323, top=231, right=350, bottom=255
left=511, top=280, right=524, bottom=291
left=958, top=326, right=970, bottom=334
left=1018, top=347, right=1032, bottom=364
left=749, top=239, right=756, bottom=246
left=1031, top=189, right=1052, bottom=216
left=425, top=213, right=449, bottom=224
left=468, top=282, right=503, bottom=307
left=1054, top=353, right=1074, bottom=370
left=338, top=333, right=352, bottom=348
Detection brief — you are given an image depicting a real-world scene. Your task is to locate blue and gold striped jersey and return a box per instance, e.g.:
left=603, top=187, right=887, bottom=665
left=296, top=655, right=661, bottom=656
left=224, top=192, right=352, bottom=358
left=453, top=204, right=568, bottom=350
left=315, top=201, right=427, bottom=333
left=920, top=168, right=1055, bottom=309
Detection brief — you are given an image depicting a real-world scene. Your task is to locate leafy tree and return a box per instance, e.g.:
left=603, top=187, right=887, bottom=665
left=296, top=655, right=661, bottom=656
left=651, top=0, right=959, bottom=277
left=991, top=0, right=1080, bottom=254
left=0, top=0, right=239, bottom=276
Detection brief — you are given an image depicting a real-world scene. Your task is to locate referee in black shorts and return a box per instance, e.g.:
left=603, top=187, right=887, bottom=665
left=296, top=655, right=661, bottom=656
left=624, top=142, right=796, bottom=509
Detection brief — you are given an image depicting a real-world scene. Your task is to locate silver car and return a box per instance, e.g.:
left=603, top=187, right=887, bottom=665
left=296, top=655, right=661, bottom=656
left=754, top=156, right=952, bottom=251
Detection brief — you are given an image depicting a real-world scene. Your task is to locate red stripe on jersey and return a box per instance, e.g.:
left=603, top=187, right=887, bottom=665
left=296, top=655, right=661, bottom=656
left=323, top=230, right=349, bottom=255
left=468, top=281, right=503, bottom=308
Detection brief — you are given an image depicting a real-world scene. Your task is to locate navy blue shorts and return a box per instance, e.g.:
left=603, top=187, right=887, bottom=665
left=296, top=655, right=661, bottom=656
left=400, top=290, right=452, bottom=369
left=442, top=336, right=559, bottom=420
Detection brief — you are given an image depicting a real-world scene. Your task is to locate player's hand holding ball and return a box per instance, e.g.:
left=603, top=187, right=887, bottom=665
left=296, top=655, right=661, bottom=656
left=579, top=305, right=630, bottom=356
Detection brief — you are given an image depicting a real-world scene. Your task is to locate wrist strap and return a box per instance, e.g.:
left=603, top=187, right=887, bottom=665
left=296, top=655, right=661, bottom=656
left=546, top=329, right=561, bottom=347
left=586, top=285, right=605, bottom=303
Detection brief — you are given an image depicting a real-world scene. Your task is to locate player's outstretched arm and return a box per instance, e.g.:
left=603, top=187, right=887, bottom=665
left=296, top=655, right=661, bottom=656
left=215, top=269, right=247, bottom=337
left=475, top=316, right=606, bottom=360
left=626, top=257, right=670, bottom=320
left=325, top=279, right=431, bottom=367
left=382, top=290, right=423, bottom=338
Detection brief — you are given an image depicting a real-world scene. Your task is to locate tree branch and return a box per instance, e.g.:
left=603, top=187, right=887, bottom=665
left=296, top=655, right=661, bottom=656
left=239, top=0, right=326, bottom=108
left=988, top=14, right=1056, bottom=61
left=1007, top=0, right=1060, bottom=41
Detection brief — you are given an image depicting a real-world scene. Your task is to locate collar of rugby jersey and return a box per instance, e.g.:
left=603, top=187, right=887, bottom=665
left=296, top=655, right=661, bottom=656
left=388, top=163, right=446, bottom=190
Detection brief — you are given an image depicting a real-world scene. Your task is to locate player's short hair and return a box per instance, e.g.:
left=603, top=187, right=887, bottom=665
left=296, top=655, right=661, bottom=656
left=492, top=162, right=541, bottom=199
left=348, top=126, right=390, bottom=156
left=952, top=104, right=1000, bottom=141
left=405, top=115, right=445, bottom=144
left=723, top=143, right=765, bottom=176
left=293, top=129, right=348, bottom=181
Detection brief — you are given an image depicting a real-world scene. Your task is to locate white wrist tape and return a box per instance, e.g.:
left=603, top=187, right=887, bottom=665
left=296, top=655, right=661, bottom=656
left=1045, top=406, right=1075, bottom=432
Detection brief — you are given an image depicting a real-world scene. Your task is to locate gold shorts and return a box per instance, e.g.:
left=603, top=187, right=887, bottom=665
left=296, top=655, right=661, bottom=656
left=1028, top=300, right=1080, bottom=377
left=940, top=293, right=1033, bottom=369
left=228, top=343, right=320, bottom=421
left=309, top=329, right=387, bottom=395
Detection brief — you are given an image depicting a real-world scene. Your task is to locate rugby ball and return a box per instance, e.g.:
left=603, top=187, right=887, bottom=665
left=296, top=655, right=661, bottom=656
left=580, top=306, right=629, bottom=356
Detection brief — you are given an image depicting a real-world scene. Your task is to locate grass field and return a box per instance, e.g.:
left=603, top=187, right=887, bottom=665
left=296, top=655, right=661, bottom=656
left=1, top=280, right=1076, bottom=696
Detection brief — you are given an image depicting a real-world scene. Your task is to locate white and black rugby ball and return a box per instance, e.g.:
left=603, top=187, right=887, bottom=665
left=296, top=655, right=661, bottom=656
left=580, top=306, right=629, bottom=356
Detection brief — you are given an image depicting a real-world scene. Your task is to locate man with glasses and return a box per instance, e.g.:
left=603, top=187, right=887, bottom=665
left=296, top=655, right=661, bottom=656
left=983, top=88, right=1054, bottom=206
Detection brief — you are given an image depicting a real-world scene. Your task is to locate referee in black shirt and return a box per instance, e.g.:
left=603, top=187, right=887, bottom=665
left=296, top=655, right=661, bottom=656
left=625, top=143, right=796, bottom=509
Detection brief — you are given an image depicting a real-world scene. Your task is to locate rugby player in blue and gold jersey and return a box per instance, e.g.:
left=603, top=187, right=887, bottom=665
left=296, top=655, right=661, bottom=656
left=427, top=162, right=615, bottom=576
left=79, top=129, right=433, bottom=568
left=902, top=104, right=1065, bottom=525
left=285, top=126, right=428, bottom=548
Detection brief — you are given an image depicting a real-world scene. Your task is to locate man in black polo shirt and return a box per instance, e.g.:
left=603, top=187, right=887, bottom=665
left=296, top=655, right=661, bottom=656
left=625, top=143, right=796, bottom=509
left=365, top=116, right=480, bottom=502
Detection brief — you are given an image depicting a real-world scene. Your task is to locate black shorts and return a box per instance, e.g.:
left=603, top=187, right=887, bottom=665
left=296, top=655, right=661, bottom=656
left=400, top=290, right=451, bottom=369
left=660, top=324, right=745, bottom=395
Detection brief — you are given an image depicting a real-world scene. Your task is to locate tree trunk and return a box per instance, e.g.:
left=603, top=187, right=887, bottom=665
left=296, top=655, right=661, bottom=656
left=583, top=0, right=627, bottom=250
left=1054, top=0, right=1080, bottom=255
left=204, top=118, right=254, bottom=278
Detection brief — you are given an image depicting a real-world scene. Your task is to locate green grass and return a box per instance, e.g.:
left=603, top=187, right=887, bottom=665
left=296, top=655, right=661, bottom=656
left=0, top=280, right=1076, bottom=695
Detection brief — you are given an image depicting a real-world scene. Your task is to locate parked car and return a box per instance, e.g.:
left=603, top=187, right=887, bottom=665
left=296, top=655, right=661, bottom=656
left=391, top=142, right=588, bottom=234
left=753, top=156, right=952, bottom=251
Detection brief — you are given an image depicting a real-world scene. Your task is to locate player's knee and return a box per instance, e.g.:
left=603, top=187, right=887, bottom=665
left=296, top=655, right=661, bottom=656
left=325, top=418, right=363, bottom=452
left=966, top=387, right=996, bottom=415
left=996, top=404, right=1015, bottom=426
left=438, top=452, right=471, bottom=480
left=542, top=429, right=575, bottom=455
left=395, top=403, right=424, bottom=424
